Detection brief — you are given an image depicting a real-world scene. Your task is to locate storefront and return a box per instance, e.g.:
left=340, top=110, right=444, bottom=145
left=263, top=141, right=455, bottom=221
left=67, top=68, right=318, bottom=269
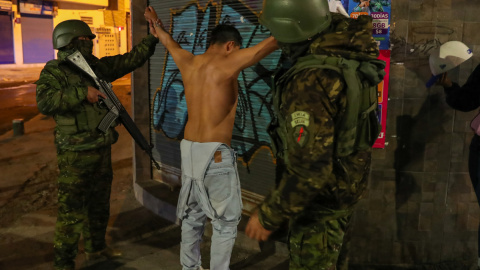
left=0, top=1, right=14, bottom=64
left=19, top=0, right=54, bottom=64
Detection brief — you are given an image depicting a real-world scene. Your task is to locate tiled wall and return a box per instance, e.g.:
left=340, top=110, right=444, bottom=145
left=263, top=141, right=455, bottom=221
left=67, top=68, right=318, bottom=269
left=349, top=1, right=480, bottom=269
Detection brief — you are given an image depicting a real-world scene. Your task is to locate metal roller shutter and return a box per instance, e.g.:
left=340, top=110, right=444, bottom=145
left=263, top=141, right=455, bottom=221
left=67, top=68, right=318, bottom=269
left=21, top=14, right=54, bottom=64
left=0, top=12, right=14, bottom=64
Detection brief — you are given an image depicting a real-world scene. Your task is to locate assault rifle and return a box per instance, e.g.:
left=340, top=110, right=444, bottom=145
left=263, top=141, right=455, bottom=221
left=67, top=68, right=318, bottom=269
left=66, top=50, right=161, bottom=170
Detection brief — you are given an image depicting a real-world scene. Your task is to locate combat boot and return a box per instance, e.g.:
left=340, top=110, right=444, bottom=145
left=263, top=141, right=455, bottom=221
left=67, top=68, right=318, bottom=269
left=85, top=246, right=122, bottom=261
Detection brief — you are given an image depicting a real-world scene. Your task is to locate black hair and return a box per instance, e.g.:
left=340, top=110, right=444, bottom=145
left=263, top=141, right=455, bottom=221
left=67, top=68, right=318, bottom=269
left=209, top=24, right=243, bottom=47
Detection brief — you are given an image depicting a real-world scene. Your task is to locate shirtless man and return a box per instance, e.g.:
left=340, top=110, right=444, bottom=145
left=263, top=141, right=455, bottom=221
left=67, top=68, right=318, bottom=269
left=145, top=6, right=278, bottom=270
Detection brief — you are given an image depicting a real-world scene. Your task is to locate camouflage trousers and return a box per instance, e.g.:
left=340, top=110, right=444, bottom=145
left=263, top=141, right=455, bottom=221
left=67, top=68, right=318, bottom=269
left=53, top=146, right=113, bottom=269
left=288, top=205, right=352, bottom=270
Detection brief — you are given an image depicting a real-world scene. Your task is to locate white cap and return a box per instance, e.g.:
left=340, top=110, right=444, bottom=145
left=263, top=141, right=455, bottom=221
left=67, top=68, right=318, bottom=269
left=429, top=41, right=473, bottom=75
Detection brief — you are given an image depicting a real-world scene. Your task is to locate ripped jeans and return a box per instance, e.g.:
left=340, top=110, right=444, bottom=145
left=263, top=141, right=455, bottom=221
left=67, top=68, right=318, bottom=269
left=177, top=139, right=243, bottom=270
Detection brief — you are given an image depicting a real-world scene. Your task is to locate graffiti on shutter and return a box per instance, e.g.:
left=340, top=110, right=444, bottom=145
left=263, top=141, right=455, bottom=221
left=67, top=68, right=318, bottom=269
left=152, top=0, right=282, bottom=163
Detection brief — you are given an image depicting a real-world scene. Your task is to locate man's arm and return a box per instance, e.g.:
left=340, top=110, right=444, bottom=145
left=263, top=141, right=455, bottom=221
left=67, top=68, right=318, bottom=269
left=246, top=69, right=344, bottom=240
left=229, top=36, right=278, bottom=70
left=35, top=63, right=89, bottom=115
left=36, top=64, right=107, bottom=116
left=144, top=6, right=193, bottom=71
left=95, top=34, right=159, bottom=82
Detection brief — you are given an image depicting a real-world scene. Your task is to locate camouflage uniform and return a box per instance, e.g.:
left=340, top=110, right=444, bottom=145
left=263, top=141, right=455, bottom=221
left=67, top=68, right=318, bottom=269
left=35, top=34, right=158, bottom=269
left=258, top=14, right=382, bottom=270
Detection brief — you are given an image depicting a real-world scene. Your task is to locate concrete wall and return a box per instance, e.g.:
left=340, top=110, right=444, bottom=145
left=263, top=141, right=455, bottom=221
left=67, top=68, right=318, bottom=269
left=104, top=0, right=128, bottom=54
left=54, top=8, right=104, bottom=27
left=348, top=0, right=480, bottom=269
left=11, top=2, right=23, bottom=65
left=55, top=0, right=108, bottom=7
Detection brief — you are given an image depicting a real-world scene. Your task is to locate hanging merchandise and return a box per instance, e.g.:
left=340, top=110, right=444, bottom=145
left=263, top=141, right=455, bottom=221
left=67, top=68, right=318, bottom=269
left=334, top=0, right=392, bottom=148
left=347, top=0, right=391, bottom=50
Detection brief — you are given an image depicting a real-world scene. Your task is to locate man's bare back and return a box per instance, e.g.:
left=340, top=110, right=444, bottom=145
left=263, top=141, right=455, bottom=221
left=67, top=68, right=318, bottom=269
left=146, top=7, right=278, bottom=145
left=182, top=51, right=242, bottom=145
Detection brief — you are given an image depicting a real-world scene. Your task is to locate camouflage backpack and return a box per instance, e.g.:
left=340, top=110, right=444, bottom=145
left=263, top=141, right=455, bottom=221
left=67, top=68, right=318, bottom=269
left=277, top=54, right=385, bottom=157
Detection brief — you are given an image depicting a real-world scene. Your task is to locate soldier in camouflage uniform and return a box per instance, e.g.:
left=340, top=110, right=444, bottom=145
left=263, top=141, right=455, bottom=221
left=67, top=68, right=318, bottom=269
left=246, top=0, right=384, bottom=269
left=35, top=18, right=159, bottom=270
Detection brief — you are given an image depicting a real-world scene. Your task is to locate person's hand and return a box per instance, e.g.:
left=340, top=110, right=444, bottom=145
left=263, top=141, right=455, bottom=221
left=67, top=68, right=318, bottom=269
left=86, top=86, right=107, bottom=104
left=437, top=72, right=453, bottom=87
left=245, top=210, right=273, bottom=242
left=147, top=19, right=159, bottom=38
left=144, top=6, right=158, bottom=22
left=360, top=0, right=370, bottom=7
left=145, top=6, right=163, bottom=38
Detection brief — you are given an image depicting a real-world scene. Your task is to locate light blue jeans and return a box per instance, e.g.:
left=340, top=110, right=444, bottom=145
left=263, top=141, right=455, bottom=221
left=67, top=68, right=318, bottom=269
left=177, top=139, right=243, bottom=270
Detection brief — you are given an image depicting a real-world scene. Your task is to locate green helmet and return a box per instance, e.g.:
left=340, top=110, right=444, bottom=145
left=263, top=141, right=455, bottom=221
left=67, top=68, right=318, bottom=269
left=259, top=0, right=332, bottom=43
left=52, top=20, right=96, bottom=49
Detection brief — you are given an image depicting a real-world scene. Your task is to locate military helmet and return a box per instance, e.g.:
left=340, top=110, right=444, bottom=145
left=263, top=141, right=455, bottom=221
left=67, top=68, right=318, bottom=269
left=259, top=0, right=332, bottom=43
left=52, top=20, right=96, bottom=49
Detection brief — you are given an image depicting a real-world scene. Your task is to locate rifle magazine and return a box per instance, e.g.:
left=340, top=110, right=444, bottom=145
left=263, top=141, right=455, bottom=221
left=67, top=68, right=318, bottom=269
left=98, top=111, right=118, bottom=133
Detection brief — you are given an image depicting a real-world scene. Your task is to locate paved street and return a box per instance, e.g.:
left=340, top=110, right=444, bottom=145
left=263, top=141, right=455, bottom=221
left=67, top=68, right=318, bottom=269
left=0, top=84, right=38, bottom=134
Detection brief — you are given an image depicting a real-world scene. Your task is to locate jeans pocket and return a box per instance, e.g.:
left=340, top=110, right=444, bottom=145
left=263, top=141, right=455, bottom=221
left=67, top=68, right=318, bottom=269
left=204, top=169, right=232, bottom=203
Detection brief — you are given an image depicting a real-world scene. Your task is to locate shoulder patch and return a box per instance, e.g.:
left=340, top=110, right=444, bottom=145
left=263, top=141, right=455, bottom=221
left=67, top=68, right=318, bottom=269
left=293, top=126, right=309, bottom=147
left=290, top=111, right=310, bottom=128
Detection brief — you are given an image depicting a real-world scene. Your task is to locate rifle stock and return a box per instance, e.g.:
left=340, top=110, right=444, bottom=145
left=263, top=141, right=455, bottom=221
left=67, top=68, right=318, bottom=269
left=66, top=50, right=161, bottom=170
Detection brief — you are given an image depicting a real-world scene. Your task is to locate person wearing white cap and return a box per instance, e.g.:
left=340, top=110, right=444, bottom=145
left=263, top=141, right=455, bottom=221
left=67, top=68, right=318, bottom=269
left=435, top=41, right=480, bottom=268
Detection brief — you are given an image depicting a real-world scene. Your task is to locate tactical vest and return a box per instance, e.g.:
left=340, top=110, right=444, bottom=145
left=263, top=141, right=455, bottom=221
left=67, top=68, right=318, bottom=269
left=47, top=60, right=118, bottom=151
left=272, top=54, right=385, bottom=158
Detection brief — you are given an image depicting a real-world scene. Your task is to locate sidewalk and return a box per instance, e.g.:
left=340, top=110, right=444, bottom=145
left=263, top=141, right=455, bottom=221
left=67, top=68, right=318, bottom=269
left=0, top=66, right=289, bottom=270
left=0, top=64, right=44, bottom=88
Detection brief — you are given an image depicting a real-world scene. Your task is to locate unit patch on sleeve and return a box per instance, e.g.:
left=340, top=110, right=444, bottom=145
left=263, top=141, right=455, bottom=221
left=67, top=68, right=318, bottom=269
left=290, top=111, right=310, bottom=128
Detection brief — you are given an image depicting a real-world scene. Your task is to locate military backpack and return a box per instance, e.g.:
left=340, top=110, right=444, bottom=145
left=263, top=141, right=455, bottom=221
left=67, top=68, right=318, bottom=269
left=277, top=54, right=386, bottom=157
